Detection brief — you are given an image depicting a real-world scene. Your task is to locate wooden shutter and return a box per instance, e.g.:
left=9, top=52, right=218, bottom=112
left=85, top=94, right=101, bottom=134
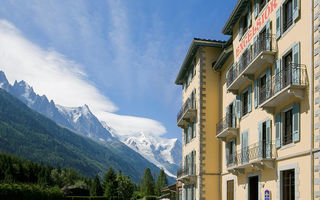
left=254, top=79, right=258, bottom=108
left=266, top=21, right=271, bottom=51
left=232, top=100, right=236, bottom=128
left=247, top=86, right=252, bottom=113
left=236, top=95, right=241, bottom=119
left=292, top=42, right=301, bottom=85
left=276, top=8, right=281, bottom=39
left=293, top=0, right=300, bottom=21
left=225, top=142, right=230, bottom=166
left=192, top=121, right=196, bottom=138
left=247, top=3, right=252, bottom=28
left=258, top=122, right=263, bottom=159
left=254, top=0, right=258, bottom=18
left=292, top=103, right=300, bottom=142
left=275, top=59, right=281, bottom=93
left=226, top=105, right=230, bottom=127
left=253, top=35, right=258, bottom=58
left=266, top=67, right=271, bottom=99
left=266, top=119, right=271, bottom=158
left=275, top=114, right=281, bottom=148
left=241, top=131, right=248, bottom=164
left=239, top=18, right=244, bottom=40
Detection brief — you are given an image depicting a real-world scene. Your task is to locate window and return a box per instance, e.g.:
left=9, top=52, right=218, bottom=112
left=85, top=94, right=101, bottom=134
left=275, top=103, right=300, bottom=148
left=226, top=139, right=235, bottom=166
left=258, top=0, right=266, bottom=12
left=259, top=74, right=267, bottom=104
left=281, top=169, right=295, bottom=200
left=227, top=180, right=234, bottom=200
left=242, top=90, right=248, bottom=116
left=184, top=121, right=196, bottom=145
left=184, top=184, right=196, bottom=200
left=238, top=4, right=251, bottom=40
left=283, top=109, right=293, bottom=145
left=283, top=0, right=293, bottom=32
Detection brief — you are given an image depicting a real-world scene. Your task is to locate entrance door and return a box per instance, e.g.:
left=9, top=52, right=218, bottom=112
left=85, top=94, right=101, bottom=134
left=249, top=176, right=259, bottom=200
left=227, top=180, right=234, bottom=200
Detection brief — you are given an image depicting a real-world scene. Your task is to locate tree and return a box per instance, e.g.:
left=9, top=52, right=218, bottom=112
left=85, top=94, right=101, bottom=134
left=90, top=175, right=103, bottom=196
left=103, top=167, right=118, bottom=198
left=140, top=168, right=155, bottom=196
left=155, top=169, right=168, bottom=196
left=116, top=171, right=134, bottom=199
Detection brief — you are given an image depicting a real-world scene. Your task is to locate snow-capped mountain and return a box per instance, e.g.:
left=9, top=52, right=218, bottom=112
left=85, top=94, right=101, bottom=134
left=0, top=71, right=113, bottom=142
left=101, top=122, right=182, bottom=178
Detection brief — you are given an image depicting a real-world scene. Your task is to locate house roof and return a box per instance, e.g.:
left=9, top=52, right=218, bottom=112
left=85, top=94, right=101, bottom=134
left=175, top=38, right=226, bottom=85
left=222, top=0, right=249, bottom=35
left=213, top=37, right=233, bottom=71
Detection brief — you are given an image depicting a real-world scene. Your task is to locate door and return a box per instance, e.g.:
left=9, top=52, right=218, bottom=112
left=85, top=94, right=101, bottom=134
left=227, top=180, right=234, bottom=200
left=249, top=176, right=259, bottom=200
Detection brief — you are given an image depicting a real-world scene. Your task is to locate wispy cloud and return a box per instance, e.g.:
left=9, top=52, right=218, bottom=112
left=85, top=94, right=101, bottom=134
left=0, top=19, right=168, bottom=136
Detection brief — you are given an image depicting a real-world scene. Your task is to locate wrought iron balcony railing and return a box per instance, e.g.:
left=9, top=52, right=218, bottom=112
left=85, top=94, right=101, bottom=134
left=253, top=34, right=277, bottom=59
left=258, top=63, right=307, bottom=106
left=226, top=141, right=276, bottom=168
left=177, top=97, right=196, bottom=124
left=177, top=165, right=196, bottom=179
left=216, top=115, right=237, bottom=136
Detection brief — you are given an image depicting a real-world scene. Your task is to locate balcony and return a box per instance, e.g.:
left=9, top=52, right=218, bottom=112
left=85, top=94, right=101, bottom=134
left=227, top=35, right=277, bottom=93
left=176, top=166, right=196, bottom=184
left=259, top=64, right=307, bottom=110
left=177, top=98, right=197, bottom=127
left=216, top=115, right=238, bottom=140
left=226, top=141, right=276, bottom=175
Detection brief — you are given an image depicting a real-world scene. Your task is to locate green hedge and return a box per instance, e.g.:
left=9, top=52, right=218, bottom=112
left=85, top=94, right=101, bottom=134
left=0, top=183, right=65, bottom=200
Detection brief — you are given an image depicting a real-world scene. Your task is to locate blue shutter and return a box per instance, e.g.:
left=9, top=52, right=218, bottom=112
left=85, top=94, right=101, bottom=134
left=247, top=3, right=252, bottom=28
left=266, top=21, right=271, bottom=51
left=266, top=119, right=271, bottom=158
left=293, top=0, right=299, bottom=21
left=292, top=42, right=300, bottom=85
left=239, top=18, right=244, bottom=39
left=258, top=122, right=263, bottom=159
left=241, top=131, right=249, bottom=164
left=225, top=142, right=230, bottom=166
left=254, top=79, right=258, bottom=108
left=248, top=86, right=252, bottom=113
left=226, top=105, right=230, bottom=127
left=275, top=59, right=281, bottom=93
left=231, top=138, right=236, bottom=164
left=292, top=103, right=300, bottom=142
left=276, top=8, right=281, bottom=39
left=236, top=95, right=241, bottom=119
left=253, top=35, right=258, bottom=58
left=266, top=67, right=271, bottom=99
left=254, top=0, right=258, bottom=18
left=232, top=100, right=236, bottom=127
left=192, top=121, right=196, bottom=138
left=275, top=114, right=281, bottom=148
left=188, top=124, right=192, bottom=142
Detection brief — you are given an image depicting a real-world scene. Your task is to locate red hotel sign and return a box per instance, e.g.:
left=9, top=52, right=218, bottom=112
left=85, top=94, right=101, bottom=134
left=236, top=0, right=278, bottom=58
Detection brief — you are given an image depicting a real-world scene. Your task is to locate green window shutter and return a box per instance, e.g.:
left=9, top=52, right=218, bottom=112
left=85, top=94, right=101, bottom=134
left=266, top=67, right=271, bottom=99
left=266, top=119, right=271, bottom=158
left=226, top=105, right=230, bottom=127
left=253, top=36, right=258, bottom=58
left=239, top=18, right=244, bottom=40
left=276, top=8, right=281, bottom=39
left=266, top=21, right=271, bottom=51
left=254, top=0, right=258, bottom=18
left=241, top=131, right=249, bottom=164
left=236, top=95, right=241, bottom=119
left=275, top=114, right=281, bottom=148
left=254, top=79, right=258, bottom=108
left=293, top=0, right=300, bottom=21
left=232, top=100, right=236, bottom=127
left=275, top=59, right=282, bottom=93
left=258, top=122, right=263, bottom=159
left=247, top=4, right=252, bottom=28
left=292, top=103, right=300, bottom=143
left=292, top=42, right=301, bottom=85
left=248, top=85, right=252, bottom=113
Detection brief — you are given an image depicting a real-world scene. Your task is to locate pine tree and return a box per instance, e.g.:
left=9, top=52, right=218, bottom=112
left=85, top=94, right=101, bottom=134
left=116, top=171, right=134, bottom=199
left=90, top=175, right=103, bottom=196
left=140, top=168, right=155, bottom=196
left=155, top=169, right=168, bottom=196
left=103, top=167, right=118, bottom=198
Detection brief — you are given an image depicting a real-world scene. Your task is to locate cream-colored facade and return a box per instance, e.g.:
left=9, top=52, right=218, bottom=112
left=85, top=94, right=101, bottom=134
left=176, top=0, right=320, bottom=199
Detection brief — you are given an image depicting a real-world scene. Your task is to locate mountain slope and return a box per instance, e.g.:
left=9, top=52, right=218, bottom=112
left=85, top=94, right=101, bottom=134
left=0, top=71, right=113, bottom=142
left=0, top=88, right=165, bottom=183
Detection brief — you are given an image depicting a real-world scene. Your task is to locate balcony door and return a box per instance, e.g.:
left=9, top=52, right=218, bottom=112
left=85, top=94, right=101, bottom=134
left=259, top=120, right=271, bottom=159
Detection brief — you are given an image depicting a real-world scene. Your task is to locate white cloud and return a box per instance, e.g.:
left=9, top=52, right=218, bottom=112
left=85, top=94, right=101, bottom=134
left=0, top=19, right=168, bottom=137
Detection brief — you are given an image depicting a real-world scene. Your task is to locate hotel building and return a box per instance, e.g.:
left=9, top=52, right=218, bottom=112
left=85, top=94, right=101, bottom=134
left=176, top=0, right=320, bottom=199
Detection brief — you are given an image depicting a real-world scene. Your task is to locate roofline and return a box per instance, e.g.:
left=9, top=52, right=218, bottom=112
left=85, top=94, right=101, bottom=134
left=222, top=0, right=248, bottom=35
left=175, top=39, right=226, bottom=85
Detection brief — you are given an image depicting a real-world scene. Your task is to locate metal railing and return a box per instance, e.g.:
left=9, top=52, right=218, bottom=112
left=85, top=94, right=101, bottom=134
left=226, top=141, right=276, bottom=168
left=216, top=115, right=237, bottom=136
left=177, top=165, right=196, bottom=179
left=226, top=35, right=277, bottom=88
left=258, top=64, right=308, bottom=105
left=177, top=97, right=196, bottom=123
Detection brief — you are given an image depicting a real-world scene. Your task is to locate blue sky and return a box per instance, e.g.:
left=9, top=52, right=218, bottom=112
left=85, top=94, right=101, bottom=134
left=0, top=0, right=236, bottom=140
